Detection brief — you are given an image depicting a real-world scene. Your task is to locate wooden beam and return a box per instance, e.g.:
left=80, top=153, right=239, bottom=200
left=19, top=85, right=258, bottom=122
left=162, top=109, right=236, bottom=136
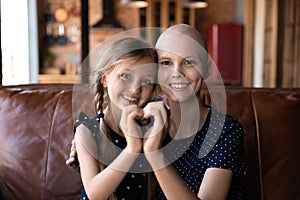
left=146, top=0, right=155, bottom=27
left=175, top=0, right=183, bottom=24
left=161, top=0, right=169, bottom=28
left=189, top=8, right=195, bottom=27
left=263, top=0, right=278, bottom=87
left=243, top=0, right=254, bottom=87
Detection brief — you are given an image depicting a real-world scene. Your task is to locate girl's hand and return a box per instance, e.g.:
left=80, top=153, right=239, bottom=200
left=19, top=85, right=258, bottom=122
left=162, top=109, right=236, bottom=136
left=142, top=101, right=168, bottom=153
left=119, top=104, right=144, bottom=153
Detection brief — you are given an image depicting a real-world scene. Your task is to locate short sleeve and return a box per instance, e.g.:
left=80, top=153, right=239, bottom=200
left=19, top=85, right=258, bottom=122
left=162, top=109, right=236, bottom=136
left=206, top=117, right=247, bottom=176
left=74, top=112, right=102, bottom=160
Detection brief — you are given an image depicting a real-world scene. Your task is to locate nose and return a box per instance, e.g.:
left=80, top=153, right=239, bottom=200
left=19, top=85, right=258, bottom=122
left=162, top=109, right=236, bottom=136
left=171, top=64, right=184, bottom=78
left=128, top=79, right=141, bottom=93
left=171, top=73, right=184, bottom=78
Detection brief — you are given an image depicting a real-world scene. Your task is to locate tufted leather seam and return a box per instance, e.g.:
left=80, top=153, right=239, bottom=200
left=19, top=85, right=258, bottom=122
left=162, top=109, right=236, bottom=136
left=42, top=91, right=61, bottom=200
left=251, top=91, right=264, bottom=200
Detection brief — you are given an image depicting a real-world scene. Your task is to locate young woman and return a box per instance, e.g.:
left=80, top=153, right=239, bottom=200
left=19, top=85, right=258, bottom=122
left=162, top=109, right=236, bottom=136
left=68, top=24, right=247, bottom=200
left=144, top=24, right=247, bottom=200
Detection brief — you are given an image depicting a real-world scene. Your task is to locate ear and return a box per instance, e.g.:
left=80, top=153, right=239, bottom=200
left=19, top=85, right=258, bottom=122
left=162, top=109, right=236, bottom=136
left=101, top=73, right=109, bottom=88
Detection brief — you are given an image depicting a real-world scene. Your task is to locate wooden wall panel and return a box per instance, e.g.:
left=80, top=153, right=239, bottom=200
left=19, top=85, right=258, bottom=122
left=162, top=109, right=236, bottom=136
left=195, top=0, right=235, bottom=38
left=243, top=0, right=254, bottom=87
left=279, top=0, right=300, bottom=87
left=263, top=0, right=278, bottom=87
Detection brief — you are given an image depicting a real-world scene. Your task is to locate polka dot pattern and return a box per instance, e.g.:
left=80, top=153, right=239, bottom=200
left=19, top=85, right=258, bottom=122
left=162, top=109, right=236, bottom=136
left=156, top=107, right=247, bottom=199
left=77, top=113, right=148, bottom=200
left=77, top=107, right=247, bottom=200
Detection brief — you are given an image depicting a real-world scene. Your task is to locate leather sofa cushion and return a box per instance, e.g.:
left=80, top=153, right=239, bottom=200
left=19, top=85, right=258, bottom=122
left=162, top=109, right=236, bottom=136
left=0, top=87, right=82, bottom=199
left=251, top=90, right=300, bottom=199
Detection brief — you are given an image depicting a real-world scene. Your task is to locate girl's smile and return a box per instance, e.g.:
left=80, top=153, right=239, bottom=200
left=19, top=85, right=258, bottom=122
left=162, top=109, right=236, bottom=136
left=102, top=56, right=157, bottom=109
left=121, top=93, right=139, bottom=103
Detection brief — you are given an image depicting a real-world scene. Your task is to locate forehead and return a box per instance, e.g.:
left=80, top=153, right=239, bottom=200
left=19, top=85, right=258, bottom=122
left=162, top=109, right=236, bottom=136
left=157, top=49, right=188, bottom=60
left=114, top=56, right=157, bottom=74
left=156, top=30, right=206, bottom=59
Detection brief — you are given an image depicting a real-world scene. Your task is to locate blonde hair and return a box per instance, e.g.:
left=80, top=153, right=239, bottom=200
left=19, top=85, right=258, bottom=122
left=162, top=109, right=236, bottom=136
left=90, top=37, right=157, bottom=114
left=89, top=37, right=157, bottom=200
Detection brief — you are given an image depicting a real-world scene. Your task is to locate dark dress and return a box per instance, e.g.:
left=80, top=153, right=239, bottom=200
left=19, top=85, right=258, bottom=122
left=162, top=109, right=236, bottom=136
left=156, top=107, right=247, bottom=199
left=74, top=112, right=148, bottom=200
left=75, top=106, right=247, bottom=200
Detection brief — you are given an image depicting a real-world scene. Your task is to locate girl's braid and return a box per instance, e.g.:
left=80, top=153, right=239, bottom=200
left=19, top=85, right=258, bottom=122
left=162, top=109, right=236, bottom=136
left=94, top=75, right=105, bottom=114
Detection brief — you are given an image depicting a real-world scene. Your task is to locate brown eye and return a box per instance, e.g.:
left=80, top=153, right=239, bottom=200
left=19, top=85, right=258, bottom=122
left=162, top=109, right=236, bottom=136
left=184, top=59, right=195, bottom=65
left=159, top=60, right=171, bottom=66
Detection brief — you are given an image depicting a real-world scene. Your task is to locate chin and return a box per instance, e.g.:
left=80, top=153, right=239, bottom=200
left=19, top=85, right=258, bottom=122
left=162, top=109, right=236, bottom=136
left=168, top=90, right=195, bottom=103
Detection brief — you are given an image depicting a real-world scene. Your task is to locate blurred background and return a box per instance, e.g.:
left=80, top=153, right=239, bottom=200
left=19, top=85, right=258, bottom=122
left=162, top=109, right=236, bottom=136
left=1, top=0, right=299, bottom=87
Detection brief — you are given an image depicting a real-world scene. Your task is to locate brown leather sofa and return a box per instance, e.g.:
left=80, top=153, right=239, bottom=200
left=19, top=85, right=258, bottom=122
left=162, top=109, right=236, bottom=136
left=0, top=84, right=299, bottom=200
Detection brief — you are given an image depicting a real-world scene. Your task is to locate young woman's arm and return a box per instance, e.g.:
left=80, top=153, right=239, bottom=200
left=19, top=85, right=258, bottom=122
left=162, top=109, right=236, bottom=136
left=198, top=168, right=232, bottom=199
left=145, top=150, right=232, bottom=200
left=142, top=101, right=200, bottom=199
left=142, top=102, right=234, bottom=200
left=65, top=138, right=79, bottom=172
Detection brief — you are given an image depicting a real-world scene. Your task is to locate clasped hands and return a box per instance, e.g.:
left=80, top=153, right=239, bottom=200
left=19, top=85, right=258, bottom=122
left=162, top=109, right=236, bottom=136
left=66, top=100, right=169, bottom=169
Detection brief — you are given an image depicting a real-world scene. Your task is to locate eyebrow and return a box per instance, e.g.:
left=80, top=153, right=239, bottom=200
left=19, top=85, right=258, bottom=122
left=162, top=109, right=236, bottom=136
left=159, top=56, right=196, bottom=60
left=116, top=67, right=155, bottom=76
left=184, top=56, right=198, bottom=61
left=158, top=56, right=171, bottom=60
left=143, top=74, right=156, bottom=78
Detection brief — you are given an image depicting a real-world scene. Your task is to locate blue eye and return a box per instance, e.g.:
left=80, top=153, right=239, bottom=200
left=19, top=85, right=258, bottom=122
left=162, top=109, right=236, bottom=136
left=120, top=73, right=132, bottom=80
left=141, top=79, right=152, bottom=86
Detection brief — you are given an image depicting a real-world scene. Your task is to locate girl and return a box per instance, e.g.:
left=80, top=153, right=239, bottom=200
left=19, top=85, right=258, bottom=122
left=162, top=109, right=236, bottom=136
left=74, top=37, right=167, bottom=200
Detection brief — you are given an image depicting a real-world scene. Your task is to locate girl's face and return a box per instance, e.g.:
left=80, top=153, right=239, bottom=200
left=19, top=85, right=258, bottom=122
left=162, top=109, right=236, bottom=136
left=157, top=49, right=203, bottom=103
left=102, top=56, right=157, bottom=110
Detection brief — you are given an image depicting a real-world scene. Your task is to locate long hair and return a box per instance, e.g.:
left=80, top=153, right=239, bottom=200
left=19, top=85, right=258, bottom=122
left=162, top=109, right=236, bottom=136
left=90, top=37, right=157, bottom=113
left=89, top=37, right=158, bottom=200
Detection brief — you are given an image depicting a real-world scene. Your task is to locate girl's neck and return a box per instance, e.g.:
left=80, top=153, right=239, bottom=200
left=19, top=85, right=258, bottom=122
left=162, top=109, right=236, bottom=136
left=168, top=96, right=209, bottom=139
left=104, top=106, right=123, bottom=136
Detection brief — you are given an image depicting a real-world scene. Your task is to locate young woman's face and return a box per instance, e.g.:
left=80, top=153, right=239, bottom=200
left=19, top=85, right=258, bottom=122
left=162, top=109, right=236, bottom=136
left=157, top=49, right=203, bottom=103
left=103, top=56, right=157, bottom=110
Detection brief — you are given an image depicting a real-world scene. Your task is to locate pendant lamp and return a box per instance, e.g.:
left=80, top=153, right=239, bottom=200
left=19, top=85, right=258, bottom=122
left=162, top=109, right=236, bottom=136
left=182, top=0, right=208, bottom=9
left=121, top=0, right=148, bottom=8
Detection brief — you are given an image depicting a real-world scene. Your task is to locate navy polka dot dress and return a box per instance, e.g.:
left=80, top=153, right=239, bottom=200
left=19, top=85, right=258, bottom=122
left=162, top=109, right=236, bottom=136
left=74, top=113, right=148, bottom=200
left=156, top=107, right=247, bottom=199
left=75, top=106, right=247, bottom=200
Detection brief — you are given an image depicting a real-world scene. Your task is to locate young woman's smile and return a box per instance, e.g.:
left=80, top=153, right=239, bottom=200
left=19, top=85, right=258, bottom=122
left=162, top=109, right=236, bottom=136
left=157, top=50, right=203, bottom=103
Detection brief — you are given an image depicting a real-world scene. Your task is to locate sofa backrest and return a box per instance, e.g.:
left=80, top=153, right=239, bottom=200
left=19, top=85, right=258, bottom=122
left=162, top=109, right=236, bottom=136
left=0, top=84, right=299, bottom=200
left=201, top=87, right=300, bottom=200
left=0, top=84, right=82, bottom=199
